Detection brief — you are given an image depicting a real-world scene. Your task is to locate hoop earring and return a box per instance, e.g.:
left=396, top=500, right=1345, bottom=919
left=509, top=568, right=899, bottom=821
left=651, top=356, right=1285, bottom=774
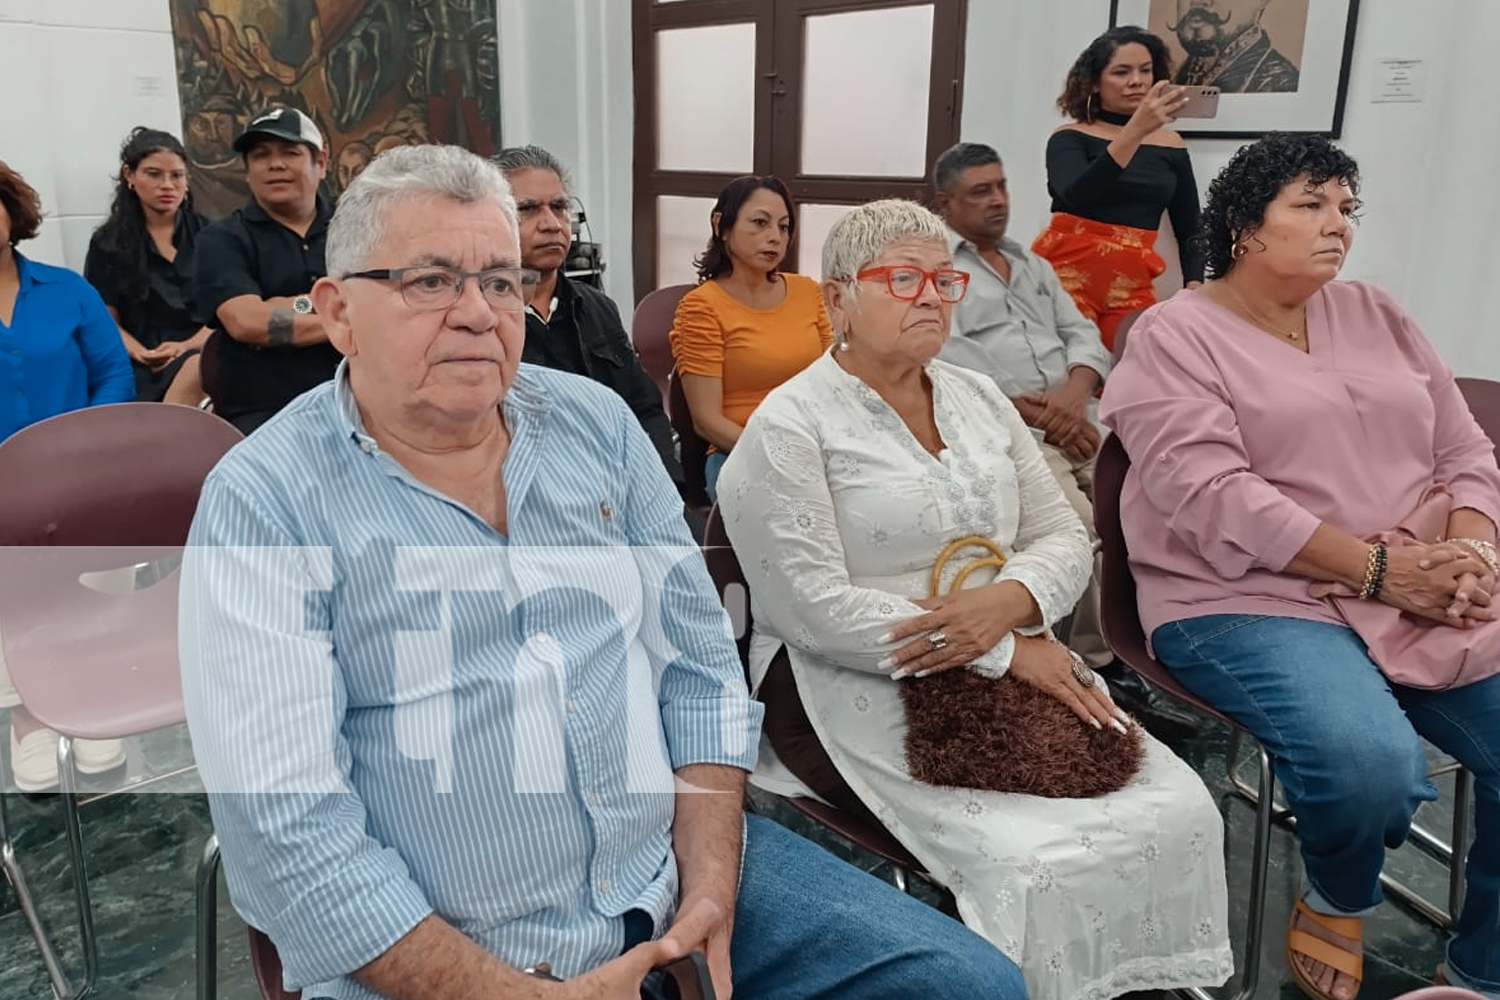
left=1231, top=242, right=1249, bottom=259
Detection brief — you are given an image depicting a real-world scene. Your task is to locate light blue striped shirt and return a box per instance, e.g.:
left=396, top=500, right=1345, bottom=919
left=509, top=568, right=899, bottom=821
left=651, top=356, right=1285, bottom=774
left=180, top=362, right=761, bottom=999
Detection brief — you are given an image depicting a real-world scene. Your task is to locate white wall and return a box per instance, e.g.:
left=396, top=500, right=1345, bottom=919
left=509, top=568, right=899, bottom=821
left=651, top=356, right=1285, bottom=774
left=0, top=0, right=183, bottom=270
left=8, top=0, right=1494, bottom=376
left=961, top=0, right=1500, bottom=377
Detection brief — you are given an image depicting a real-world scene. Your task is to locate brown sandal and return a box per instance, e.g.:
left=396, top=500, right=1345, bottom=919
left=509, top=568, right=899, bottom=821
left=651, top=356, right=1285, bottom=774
left=1286, top=898, right=1364, bottom=1000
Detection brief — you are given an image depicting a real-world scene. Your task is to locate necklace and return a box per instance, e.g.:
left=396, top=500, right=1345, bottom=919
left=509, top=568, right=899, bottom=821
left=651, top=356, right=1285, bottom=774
left=1221, top=282, right=1306, bottom=342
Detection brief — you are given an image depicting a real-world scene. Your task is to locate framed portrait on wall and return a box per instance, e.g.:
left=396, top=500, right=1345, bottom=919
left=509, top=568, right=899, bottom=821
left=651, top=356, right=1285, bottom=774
left=1108, top=0, right=1360, bottom=138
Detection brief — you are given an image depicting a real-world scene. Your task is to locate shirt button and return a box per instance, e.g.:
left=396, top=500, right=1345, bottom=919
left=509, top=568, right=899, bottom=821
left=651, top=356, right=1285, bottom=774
left=597, top=878, right=611, bottom=894
left=534, top=632, right=549, bottom=644
left=586, top=791, right=598, bottom=807
left=566, top=698, right=578, bottom=713
left=359, top=441, right=375, bottom=454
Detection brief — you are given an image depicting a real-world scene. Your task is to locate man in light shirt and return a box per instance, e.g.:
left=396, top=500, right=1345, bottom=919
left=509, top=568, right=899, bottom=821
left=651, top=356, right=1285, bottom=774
left=934, top=142, right=1200, bottom=735
left=181, top=143, right=1021, bottom=1000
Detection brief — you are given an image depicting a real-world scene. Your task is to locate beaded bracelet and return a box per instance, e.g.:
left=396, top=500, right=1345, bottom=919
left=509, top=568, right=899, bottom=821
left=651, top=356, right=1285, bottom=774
left=1452, top=537, right=1500, bottom=576
left=1358, top=543, right=1388, bottom=601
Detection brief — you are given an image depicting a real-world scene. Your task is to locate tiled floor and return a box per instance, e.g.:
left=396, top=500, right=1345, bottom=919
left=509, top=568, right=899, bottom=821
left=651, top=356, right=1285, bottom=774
left=0, top=714, right=1469, bottom=1000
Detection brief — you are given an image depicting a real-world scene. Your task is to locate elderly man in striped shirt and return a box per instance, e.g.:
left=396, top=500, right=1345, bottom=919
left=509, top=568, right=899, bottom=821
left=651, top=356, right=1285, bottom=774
left=179, top=144, right=1021, bottom=1000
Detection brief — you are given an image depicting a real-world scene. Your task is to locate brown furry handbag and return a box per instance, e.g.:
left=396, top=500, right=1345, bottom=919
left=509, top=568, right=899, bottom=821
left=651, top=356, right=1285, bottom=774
left=900, top=536, right=1145, bottom=798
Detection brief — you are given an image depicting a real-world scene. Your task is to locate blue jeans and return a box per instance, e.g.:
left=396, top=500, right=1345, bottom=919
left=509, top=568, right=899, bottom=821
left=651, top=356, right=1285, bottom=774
left=724, top=813, right=1026, bottom=999
left=1152, top=615, right=1500, bottom=994
left=705, top=452, right=727, bottom=503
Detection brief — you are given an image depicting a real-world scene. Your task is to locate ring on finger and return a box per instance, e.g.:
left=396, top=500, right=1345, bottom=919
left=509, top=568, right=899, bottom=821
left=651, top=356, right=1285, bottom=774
left=926, top=628, right=949, bottom=651
left=1067, top=650, right=1096, bottom=687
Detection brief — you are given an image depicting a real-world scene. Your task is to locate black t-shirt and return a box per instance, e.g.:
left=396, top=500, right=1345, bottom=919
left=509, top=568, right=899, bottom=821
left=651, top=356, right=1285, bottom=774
left=193, top=196, right=341, bottom=428
left=83, top=207, right=204, bottom=349
left=1045, top=130, right=1205, bottom=282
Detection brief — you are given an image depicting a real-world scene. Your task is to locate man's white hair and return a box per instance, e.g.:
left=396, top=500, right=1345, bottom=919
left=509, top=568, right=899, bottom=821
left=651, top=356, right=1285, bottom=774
left=325, top=143, right=518, bottom=277
left=820, top=199, right=949, bottom=296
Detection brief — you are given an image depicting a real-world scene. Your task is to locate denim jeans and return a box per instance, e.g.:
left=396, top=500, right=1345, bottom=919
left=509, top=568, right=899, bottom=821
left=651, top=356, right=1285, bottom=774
left=1152, top=614, right=1500, bottom=995
left=705, top=452, right=727, bottom=503
left=721, top=813, right=1026, bottom=999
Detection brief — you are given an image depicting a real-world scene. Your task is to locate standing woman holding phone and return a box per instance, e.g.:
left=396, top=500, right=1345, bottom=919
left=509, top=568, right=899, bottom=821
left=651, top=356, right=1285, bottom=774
left=1033, top=26, right=1205, bottom=352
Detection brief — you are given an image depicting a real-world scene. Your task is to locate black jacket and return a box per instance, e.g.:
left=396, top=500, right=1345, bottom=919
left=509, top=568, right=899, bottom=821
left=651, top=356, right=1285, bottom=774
left=523, top=273, right=682, bottom=483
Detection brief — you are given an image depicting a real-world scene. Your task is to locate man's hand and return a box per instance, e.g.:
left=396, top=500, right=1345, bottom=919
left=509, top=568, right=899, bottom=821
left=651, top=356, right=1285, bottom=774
left=1057, top=420, right=1100, bottom=463
left=660, top=896, right=732, bottom=998
left=554, top=939, right=674, bottom=1000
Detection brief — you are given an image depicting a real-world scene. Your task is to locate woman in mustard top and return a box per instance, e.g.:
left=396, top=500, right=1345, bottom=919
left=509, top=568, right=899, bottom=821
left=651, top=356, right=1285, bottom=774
left=670, top=175, right=833, bottom=499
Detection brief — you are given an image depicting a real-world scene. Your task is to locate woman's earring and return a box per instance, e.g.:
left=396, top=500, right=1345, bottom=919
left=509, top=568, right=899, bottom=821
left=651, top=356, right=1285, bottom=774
left=837, top=331, right=851, bottom=353
left=1231, top=242, right=1249, bottom=259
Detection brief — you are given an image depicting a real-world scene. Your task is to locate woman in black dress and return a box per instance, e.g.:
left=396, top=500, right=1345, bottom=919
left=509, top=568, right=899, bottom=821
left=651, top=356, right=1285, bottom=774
left=1033, top=26, right=1204, bottom=352
left=85, top=127, right=211, bottom=403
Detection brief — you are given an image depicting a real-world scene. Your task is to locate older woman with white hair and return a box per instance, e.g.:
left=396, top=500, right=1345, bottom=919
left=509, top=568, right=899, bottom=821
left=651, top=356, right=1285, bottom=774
left=718, top=199, right=1233, bottom=1000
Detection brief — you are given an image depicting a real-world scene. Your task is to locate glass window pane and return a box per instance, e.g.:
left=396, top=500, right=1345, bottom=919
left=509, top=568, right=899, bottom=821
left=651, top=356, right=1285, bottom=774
left=797, top=203, right=855, bottom=283
left=657, top=195, right=716, bottom=289
left=657, top=24, right=756, bottom=173
left=800, top=6, right=933, bottom=178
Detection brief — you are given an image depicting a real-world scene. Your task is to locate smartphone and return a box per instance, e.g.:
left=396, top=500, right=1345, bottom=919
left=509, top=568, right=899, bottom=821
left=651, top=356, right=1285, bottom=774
left=644, top=952, right=717, bottom=1000
left=1175, top=85, right=1220, bottom=119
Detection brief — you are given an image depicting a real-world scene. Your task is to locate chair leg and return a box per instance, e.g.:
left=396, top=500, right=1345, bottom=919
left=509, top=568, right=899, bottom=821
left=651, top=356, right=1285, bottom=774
left=1449, top=768, right=1472, bottom=922
left=197, top=835, right=222, bottom=1000
left=57, top=735, right=99, bottom=999
left=889, top=864, right=909, bottom=895
left=0, top=788, right=81, bottom=997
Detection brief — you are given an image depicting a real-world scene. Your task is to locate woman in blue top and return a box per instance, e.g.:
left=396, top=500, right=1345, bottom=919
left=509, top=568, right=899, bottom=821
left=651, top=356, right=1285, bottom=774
left=0, top=159, right=132, bottom=790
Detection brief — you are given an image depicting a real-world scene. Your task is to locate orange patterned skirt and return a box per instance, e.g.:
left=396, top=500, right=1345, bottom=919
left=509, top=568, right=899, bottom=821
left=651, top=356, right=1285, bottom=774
left=1031, top=212, right=1166, bottom=353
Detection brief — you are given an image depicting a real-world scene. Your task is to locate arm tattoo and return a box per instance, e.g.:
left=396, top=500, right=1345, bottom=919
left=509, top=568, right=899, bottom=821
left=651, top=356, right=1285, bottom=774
left=267, top=308, right=295, bottom=347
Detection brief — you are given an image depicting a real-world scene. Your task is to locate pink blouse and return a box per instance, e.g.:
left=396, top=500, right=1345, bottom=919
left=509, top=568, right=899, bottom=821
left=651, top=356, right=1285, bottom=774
left=1099, top=281, right=1500, bottom=641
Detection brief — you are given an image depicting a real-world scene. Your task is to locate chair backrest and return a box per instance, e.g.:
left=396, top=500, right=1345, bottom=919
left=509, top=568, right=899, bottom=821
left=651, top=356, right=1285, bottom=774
left=1457, top=377, right=1500, bottom=461
left=1093, top=432, right=1236, bottom=724
left=249, top=928, right=301, bottom=1000
left=702, top=503, right=752, bottom=673
left=631, top=284, right=693, bottom=406
left=0, top=403, right=244, bottom=735
left=0, top=402, right=243, bottom=547
left=670, top=370, right=711, bottom=508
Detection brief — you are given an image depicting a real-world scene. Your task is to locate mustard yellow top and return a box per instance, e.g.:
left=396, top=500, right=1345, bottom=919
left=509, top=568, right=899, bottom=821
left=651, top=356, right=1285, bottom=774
left=668, top=274, right=834, bottom=429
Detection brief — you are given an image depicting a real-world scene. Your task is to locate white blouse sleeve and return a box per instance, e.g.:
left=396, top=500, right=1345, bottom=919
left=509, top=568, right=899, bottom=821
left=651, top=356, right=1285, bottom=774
left=719, top=410, right=920, bottom=675
left=988, top=393, right=1095, bottom=629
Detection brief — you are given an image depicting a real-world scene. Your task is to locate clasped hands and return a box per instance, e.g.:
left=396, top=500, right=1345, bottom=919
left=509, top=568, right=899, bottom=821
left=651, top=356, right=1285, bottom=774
left=1015, top=384, right=1098, bottom=462
left=1387, top=541, right=1496, bottom=627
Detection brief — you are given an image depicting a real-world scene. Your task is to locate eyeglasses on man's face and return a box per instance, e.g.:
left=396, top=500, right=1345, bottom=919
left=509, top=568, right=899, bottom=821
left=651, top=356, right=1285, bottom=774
left=343, top=265, right=541, bottom=312
left=855, top=265, right=970, bottom=304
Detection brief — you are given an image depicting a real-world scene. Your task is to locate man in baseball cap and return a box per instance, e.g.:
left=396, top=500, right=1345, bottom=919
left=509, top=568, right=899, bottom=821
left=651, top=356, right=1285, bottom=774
left=231, top=106, right=324, bottom=154
left=193, top=106, right=337, bottom=432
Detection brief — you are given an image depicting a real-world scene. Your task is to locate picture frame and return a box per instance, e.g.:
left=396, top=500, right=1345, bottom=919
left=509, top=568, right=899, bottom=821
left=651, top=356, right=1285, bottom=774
left=1108, top=0, right=1360, bottom=138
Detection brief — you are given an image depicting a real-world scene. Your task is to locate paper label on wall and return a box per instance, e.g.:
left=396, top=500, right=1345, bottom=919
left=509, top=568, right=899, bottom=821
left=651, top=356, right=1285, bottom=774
left=134, top=75, right=164, bottom=98
left=1373, top=59, right=1426, bottom=103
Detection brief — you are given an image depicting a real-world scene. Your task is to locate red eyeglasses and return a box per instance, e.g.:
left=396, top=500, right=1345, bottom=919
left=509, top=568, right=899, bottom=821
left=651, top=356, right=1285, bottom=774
left=855, top=266, right=970, bottom=303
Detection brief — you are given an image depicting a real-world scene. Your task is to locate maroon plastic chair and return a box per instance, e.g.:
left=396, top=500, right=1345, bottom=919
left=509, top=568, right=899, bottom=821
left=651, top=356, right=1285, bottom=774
left=1457, top=377, right=1500, bottom=458
left=631, top=284, right=693, bottom=406
left=701, top=504, right=933, bottom=893
left=250, top=927, right=299, bottom=1000
left=0, top=402, right=243, bottom=1000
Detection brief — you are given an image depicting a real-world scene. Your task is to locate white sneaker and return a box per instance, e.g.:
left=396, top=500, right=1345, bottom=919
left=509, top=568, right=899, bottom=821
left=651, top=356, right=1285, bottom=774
left=9, top=727, right=59, bottom=792
left=8, top=729, right=126, bottom=791
left=73, top=738, right=127, bottom=775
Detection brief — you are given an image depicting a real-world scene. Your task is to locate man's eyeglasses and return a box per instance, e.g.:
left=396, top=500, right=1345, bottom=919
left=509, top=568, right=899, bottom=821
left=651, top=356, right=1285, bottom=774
left=854, top=266, right=970, bottom=304
left=343, top=266, right=541, bottom=312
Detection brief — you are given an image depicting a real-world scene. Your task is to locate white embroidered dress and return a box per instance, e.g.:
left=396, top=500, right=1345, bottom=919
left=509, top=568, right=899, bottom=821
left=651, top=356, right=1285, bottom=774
left=718, top=353, right=1233, bottom=1000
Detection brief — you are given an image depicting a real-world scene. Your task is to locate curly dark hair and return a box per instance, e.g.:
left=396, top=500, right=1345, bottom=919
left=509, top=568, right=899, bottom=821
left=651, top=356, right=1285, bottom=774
left=90, top=127, right=193, bottom=313
left=0, top=160, right=43, bottom=246
left=694, top=175, right=796, bottom=283
left=1057, top=26, right=1172, bottom=122
left=1196, top=132, right=1362, bottom=278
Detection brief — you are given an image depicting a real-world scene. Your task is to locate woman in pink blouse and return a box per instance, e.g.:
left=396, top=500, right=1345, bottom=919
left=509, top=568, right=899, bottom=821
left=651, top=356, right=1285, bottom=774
left=1101, top=134, right=1500, bottom=1000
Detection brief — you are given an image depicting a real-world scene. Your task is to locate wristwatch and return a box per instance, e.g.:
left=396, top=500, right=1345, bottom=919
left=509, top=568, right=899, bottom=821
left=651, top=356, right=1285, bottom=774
left=291, top=294, right=314, bottom=315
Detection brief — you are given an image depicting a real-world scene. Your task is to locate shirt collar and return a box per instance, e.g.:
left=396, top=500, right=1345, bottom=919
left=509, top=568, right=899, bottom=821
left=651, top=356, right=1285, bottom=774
left=12, top=251, right=58, bottom=289
left=332, top=358, right=555, bottom=454
left=945, top=226, right=1025, bottom=268
left=243, top=194, right=333, bottom=230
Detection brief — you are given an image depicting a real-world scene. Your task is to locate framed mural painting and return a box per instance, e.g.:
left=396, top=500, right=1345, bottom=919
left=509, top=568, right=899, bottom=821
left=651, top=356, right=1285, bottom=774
left=1108, top=0, right=1360, bottom=138
left=169, top=0, right=501, bottom=217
